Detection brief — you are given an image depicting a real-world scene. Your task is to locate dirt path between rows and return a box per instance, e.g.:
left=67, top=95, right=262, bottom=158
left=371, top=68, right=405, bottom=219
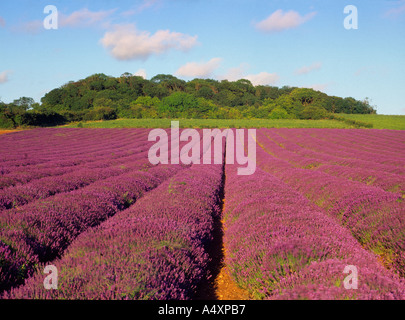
left=194, top=195, right=251, bottom=300
left=213, top=217, right=251, bottom=300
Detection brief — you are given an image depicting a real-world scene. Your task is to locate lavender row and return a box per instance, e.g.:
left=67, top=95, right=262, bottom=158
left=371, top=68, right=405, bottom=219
left=0, top=147, right=141, bottom=190
left=275, top=128, right=404, bottom=161
left=315, top=164, right=404, bottom=195
left=261, top=128, right=404, bottom=171
left=0, top=140, right=153, bottom=198
left=258, top=129, right=405, bottom=176
left=0, top=134, right=153, bottom=189
left=311, top=128, right=405, bottom=158
left=0, top=155, right=152, bottom=211
left=0, top=163, right=186, bottom=293
left=299, top=128, right=405, bottom=167
left=0, top=128, right=149, bottom=163
left=269, top=128, right=405, bottom=169
left=0, top=126, right=197, bottom=202
left=4, top=161, right=225, bottom=300
left=0, top=129, right=149, bottom=172
left=255, top=135, right=405, bottom=277
left=223, top=163, right=405, bottom=299
left=256, top=130, right=405, bottom=193
left=0, top=129, right=150, bottom=173
left=0, top=128, right=131, bottom=163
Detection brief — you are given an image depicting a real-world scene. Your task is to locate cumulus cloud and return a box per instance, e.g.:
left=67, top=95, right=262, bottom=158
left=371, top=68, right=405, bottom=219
left=122, top=0, right=161, bottom=16
left=255, top=9, right=317, bottom=33
left=244, top=72, right=280, bottom=86
left=12, top=8, right=115, bottom=34
left=134, top=69, right=147, bottom=79
left=295, top=62, right=322, bottom=75
left=175, top=58, right=222, bottom=78
left=306, top=83, right=331, bottom=92
left=100, top=24, right=198, bottom=61
left=136, top=0, right=160, bottom=13
left=218, top=64, right=249, bottom=81
left=0, top=71, right=11, bottom=84
left=59, top=8, right=116, bottom=28
left=218, top=64, right=279, bottom=85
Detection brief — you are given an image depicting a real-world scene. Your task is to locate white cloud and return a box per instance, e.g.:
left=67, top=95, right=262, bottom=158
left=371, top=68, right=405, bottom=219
left=134, top=69, right=147, bottom=79
left=244, top=72, right=280, bottom=86
left=175, top=58, right=222, bottom=78
left=218, top=64, right=249, bottom=82
left=218, top=64, right=279, bottom=85
left=0, top=71, right=11, bottom=84
left=255, top=9, right=317, bottom=33
left=295, top=62, right=322, bottom=75
left=11, top=8, right=115, bottom=34
left=60, top=8, right=116, bottom=28
left=100, top=24, right=198, bottom=61
left=122, top=0, right=161, bottom=16
left=137, top=0, right=160, bottom=13
left=306, top=83, right=331, bottom=92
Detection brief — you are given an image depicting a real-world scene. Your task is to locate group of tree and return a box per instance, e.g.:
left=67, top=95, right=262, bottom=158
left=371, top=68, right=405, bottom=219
left=0, top=73, right=376, bottom=128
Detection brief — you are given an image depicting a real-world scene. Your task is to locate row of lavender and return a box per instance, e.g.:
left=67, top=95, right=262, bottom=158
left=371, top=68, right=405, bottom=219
left=0, top=128, right=148, bottom=164
left=272, top=128, right=404, bottom=166
left=260, top=129, right=404, bottom=173
left=3, top=160, right=225, bottom=299
left=0, top=148, right=153, bottom=211
left=0, top=129, right=151, bottom=189
left=223, top=151, right=405, bottom=299
left=255, top=129, right=405, bottom=277
left=257, top=129, right=405, bottom=194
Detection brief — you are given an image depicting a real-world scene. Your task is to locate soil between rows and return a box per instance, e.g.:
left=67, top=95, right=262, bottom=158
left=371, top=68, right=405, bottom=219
left=193, top=175, right=251, bottom=300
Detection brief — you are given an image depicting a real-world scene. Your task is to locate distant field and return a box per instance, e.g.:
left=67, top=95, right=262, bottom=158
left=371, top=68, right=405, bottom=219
left=60, top=118, right=360, bottom=129
left=57, top=114, right=405, bottom=130
left=337, top=114, right=405, bottom=130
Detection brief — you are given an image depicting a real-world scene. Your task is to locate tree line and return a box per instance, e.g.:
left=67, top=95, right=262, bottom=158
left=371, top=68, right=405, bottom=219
left=0, top=73, right=376, bottom=128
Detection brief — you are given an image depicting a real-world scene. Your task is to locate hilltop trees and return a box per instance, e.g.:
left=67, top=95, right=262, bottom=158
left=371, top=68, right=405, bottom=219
left=0, top=73, right=376, bottom=128
left=0, top=98, right=65, bottom=128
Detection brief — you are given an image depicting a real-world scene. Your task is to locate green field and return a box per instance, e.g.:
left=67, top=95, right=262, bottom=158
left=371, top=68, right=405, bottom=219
left=337, top=114, right=405, bottom=130
left=58, top=114, right=405, bottom=130
left=61, top=118, right=351, bottom=129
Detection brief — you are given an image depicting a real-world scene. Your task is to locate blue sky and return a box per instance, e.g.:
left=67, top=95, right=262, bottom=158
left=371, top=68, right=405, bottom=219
left=0, top=0, right=404, bottom=114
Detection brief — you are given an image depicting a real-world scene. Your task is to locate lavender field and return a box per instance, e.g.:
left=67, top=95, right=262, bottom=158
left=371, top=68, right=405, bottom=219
left=0, top=127, right=404, bottom=300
